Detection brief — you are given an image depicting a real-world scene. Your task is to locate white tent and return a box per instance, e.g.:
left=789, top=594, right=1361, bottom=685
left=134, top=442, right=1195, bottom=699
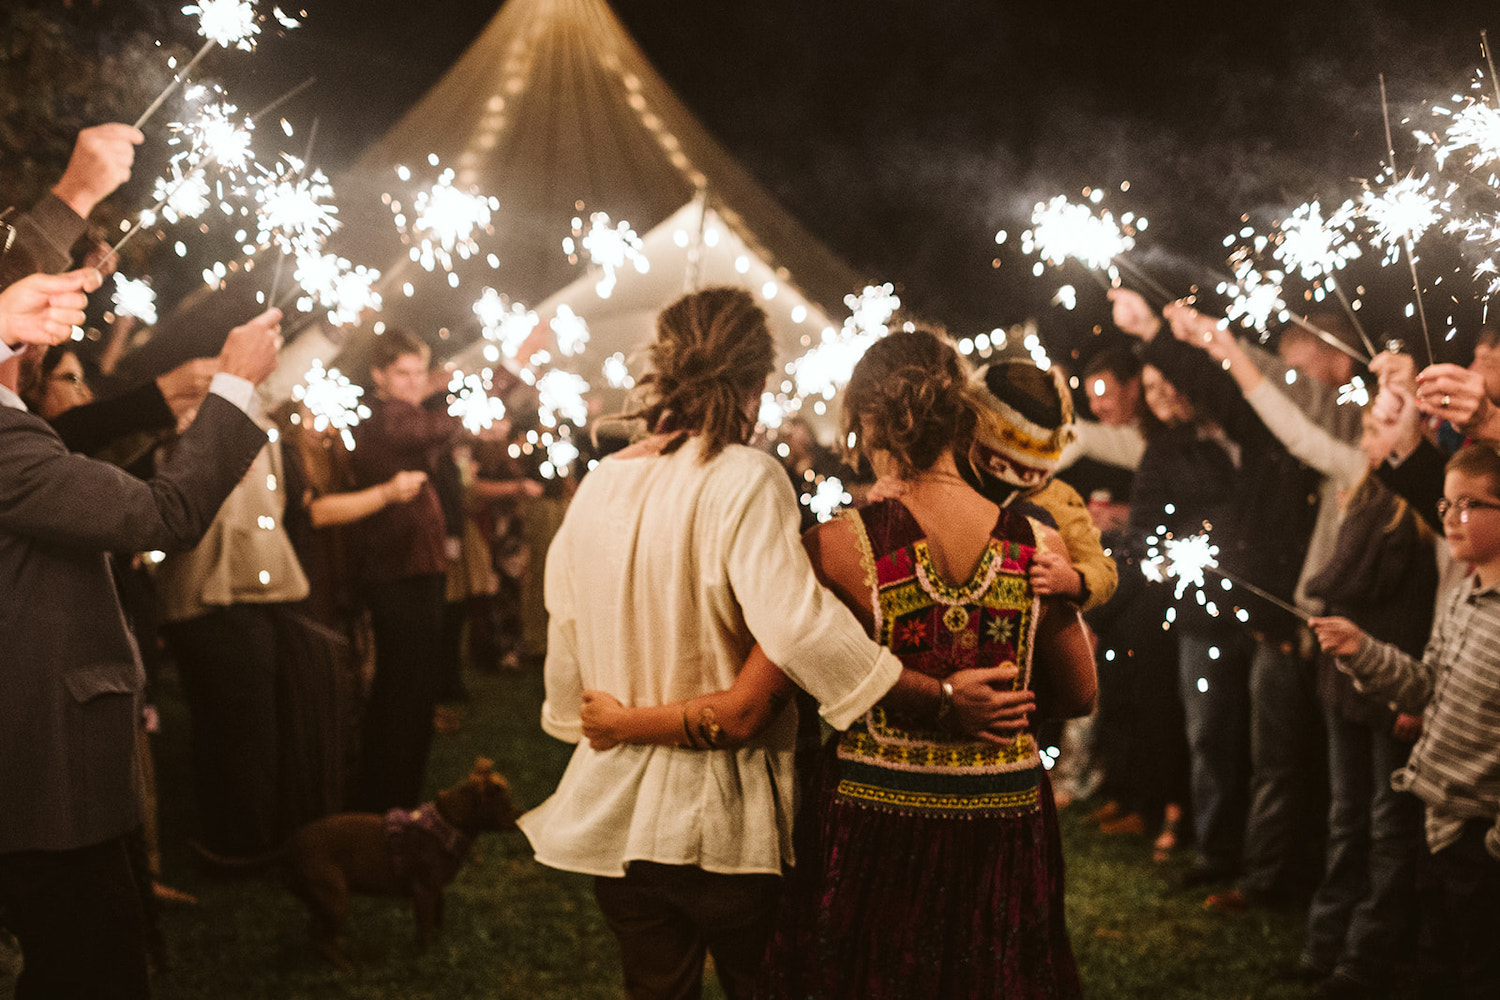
left=266, top=0, right=864, bottom=403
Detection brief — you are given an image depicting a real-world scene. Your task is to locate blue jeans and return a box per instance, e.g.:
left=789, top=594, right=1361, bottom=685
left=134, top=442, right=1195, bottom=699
left=1302, top=704, right=1421, bottom=981
left=1177, top=631, right=1253, bottom=874
left=1241, top=641, right=1327, bottom=898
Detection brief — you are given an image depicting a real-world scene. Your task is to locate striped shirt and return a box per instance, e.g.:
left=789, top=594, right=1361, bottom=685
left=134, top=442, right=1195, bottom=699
left=1341, top=572, right=1500, bottom=855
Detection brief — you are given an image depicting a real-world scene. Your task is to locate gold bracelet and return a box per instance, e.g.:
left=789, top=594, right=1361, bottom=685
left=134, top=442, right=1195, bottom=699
left=935, top=680, right=954, bottom=729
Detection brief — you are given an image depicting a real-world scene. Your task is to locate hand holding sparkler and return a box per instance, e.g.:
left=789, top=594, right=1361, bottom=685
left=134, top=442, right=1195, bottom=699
left=155, top=357, right=219, bottom=420
left=1107, top=287, right=1163, bottom=340
left=50, top=125, right=144, bottom=220
left=1309, top=616, right=1366, bottom=658
left=1414, top=363, right=1496, bottom=435
left=216, top=307, right=283, bottom=385
left=0, top=268, right=104, bottom=349
left=380, top=470, right=427, bottom=506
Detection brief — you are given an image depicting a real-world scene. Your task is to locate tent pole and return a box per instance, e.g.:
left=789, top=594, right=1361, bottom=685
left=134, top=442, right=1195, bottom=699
left=684, top=186, right=710, bottom=293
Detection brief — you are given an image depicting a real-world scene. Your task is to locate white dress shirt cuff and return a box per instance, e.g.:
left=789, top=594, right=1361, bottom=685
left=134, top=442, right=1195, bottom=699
left=208, top=372, right=256, bottom=415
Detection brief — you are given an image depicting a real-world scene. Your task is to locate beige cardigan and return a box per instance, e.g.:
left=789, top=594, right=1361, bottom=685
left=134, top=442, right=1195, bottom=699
left=156, top=436, right=309, bottom=622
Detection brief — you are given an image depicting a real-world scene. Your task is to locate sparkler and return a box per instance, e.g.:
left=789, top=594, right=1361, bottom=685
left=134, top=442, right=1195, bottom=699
left=289, top=250, right=382, bottom=326
left=802, top=476, right=851, bottom=524
left=111, top=275, right=158, bottom=325
left=1272, top=199, right=1376, bottom=357
left=549, top=304, right=590, bottom=357
left=474, top=290, right=539, bottom=359
left=531, top=369, right=590, bottom=429
left=135, top=1, right=279, bottom=130
left=564, top=212, right=650, bottom=299
left=291, top=360, right=369, bottom=451
left=758, top=391, right=788, bottom=430
left=602, top=352, right=635, bottom=390
left=146, top=162, right=212, bottom=225
left=1377, top=74, right=1437, bottom=364
left=1022, top=193, right=1177, bottom=305
left=542, top=435, right=581, bottom=479
left=391, top=162, right=499, bottom=276
left=1142, top=530, right=1311, bottom=623
left=168, top=96, right=255, bottom=173
left=253, top=154, right=337, bottom=257
left=446, top=371, right=507, bottom=435
left=104, top=76, right=317, bottom=266
left=788, top=283, right=900, bottom=399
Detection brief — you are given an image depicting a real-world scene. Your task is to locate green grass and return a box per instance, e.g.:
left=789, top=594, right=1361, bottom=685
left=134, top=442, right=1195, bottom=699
left=146, top=667, right=1415, bottom=999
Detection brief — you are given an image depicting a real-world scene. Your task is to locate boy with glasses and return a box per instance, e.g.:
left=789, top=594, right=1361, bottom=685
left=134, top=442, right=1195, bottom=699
left=1312, top=443, right=1500, bottom=1000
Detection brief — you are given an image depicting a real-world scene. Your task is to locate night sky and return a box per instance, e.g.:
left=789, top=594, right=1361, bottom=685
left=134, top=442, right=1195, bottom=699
left=183, top=0, right=1500, bottom=359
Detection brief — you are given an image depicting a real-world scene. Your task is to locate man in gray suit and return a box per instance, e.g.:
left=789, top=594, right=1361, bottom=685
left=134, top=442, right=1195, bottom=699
left=0, top=290, right=283, bottom=999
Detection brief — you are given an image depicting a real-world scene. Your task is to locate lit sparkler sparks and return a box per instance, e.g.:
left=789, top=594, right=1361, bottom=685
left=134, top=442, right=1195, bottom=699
left=111, top=275, right=158, bottom=325
left=542, top=434, right=581, bottom=479
left=1217, top=262, right=1287, bottom=334
left=549, top=304, right=590, bottom=356
left=564, top=212, right=650, bottom=299
left=801, top=476, right=851, bottom=523
left=531, top=369, right=590, bottom=429
left=1360, top=172, right=1448, bottom=263
left=788, top=283, right=900, bottom=399
left=253, top=155, right=338, bottom=256
left=1430, top=98, right=1500, bottom=173
left=146, top=163, right=212, bottom=225
left=758, top=391, right=788, bottom=430
left=291, top=360, right=369, bottom=451
left=447, top=370, right=507, bottom=435
left=1022, top=195, right=1140, bottom=271
left=1152, top=533, right=1220, bottom=601
left=391, top=163, right=499, bottom=275
left=169, top=95, right=255, bottom=173
left=474, top=290, right=539, bottom=359
left=1337, top=375, right=1371, bottom=407
left=602, top=352, right=635, bottom=390
left=184, top=0, right=261, bottom=50
left=1273, top=200, right=1361, bottom=281
left=291, top=250, right=382, bottom=326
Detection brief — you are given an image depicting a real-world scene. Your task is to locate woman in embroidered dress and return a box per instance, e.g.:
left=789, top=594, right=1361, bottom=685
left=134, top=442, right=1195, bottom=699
left=583, top=328, right=1095, bottom=1000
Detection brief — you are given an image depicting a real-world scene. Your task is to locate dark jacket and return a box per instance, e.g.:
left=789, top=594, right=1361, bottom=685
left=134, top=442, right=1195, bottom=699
left=1142, top=335, right=1322, bottom=637
left=0, top=393, right=268, bottom=852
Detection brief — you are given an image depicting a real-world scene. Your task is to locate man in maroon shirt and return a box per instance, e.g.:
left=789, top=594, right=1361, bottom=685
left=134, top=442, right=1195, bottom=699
left=351, top=329, right=462, bottom=810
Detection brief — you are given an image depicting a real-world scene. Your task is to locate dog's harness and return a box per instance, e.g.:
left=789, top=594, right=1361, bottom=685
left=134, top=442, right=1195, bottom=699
left=383, top=803, right=471, bottom=880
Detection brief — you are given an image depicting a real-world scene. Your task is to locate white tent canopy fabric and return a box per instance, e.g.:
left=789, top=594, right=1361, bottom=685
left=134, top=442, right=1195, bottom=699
left=265, top=0, right=863, bottom=401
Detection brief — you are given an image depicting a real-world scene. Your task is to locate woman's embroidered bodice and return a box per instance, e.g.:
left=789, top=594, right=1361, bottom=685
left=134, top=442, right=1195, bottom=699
left=835, top=499, right=1043, bottom=817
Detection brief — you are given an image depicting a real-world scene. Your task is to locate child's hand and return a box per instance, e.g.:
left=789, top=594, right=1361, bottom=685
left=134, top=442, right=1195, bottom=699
left=1029, top=544, right=1083, bottom=599
left=1309, top=616, right=1365, bottom=658
left=1392, top=712, right=1423, bottom=743
left=581, top=690, right=624, bottom=751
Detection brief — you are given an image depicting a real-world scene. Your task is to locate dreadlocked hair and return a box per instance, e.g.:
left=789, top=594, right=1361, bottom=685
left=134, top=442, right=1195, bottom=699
left=841, top=328, right=980, bottom=477
left=624, top=287, right=775, bottom=462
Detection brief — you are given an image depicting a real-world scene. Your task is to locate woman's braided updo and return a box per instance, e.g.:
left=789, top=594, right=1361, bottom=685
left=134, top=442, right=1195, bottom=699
left=628, top=286, right=775, bottom=461
left=842, top=328, right=979, bottom=477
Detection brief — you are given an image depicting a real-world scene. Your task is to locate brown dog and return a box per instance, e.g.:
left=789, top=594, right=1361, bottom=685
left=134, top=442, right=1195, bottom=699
left=282, top=757, right=520, bottom=970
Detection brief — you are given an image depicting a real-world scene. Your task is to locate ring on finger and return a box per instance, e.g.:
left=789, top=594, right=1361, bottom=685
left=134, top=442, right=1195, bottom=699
left=1443, top=394, right=1451, bottom=407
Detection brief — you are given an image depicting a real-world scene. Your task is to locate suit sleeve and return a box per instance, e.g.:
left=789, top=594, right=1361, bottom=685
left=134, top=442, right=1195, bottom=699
left=0, top=193, right=87, bottom=288
left=0, top=394, right=268, bottom=553
left=48, top=382, right=175, bottom=457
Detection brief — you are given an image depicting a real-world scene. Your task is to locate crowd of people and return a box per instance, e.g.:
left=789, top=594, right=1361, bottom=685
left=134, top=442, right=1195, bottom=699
left=0, top=125, right=549, bottom=998
left=1, top=119, right=1498, bottom=1000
